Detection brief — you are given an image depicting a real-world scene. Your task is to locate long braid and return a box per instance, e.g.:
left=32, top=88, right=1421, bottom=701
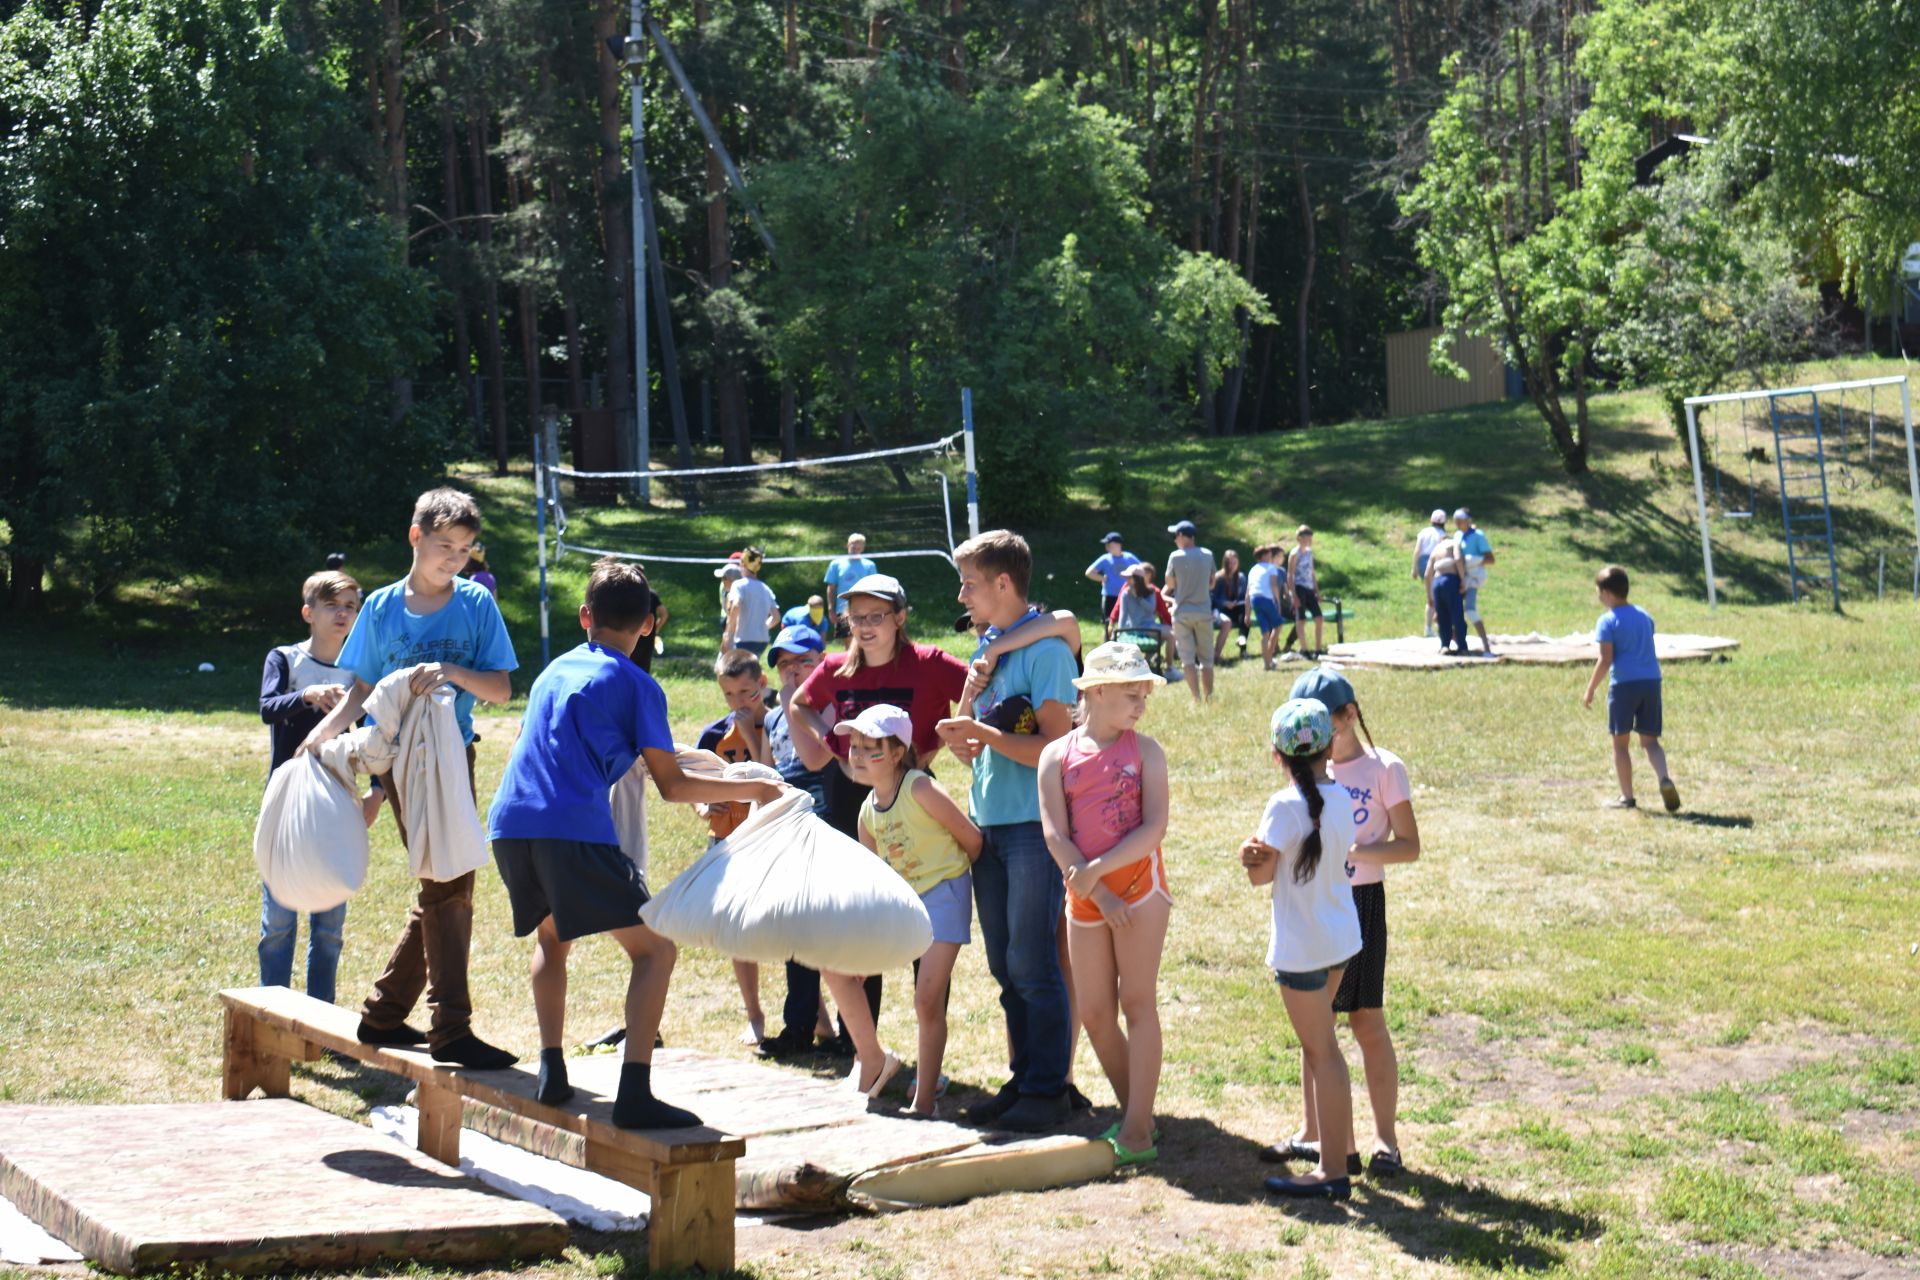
left=1352, top=702, right=1378, bottom=752
left=1283, top=750, right=1327, bottom=885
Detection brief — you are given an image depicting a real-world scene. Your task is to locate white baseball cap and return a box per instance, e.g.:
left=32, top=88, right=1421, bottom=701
left=832, top=703, right=913, bottom=748
left=1430, top=508, right=1447, bottom=524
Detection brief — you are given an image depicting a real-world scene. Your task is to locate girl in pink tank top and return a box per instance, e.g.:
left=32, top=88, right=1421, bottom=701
left=1038, top=642, right=1171, bottom=1166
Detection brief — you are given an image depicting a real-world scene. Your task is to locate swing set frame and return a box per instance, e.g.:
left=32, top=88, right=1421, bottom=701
left=1684, top=375, right=1917, bottom=608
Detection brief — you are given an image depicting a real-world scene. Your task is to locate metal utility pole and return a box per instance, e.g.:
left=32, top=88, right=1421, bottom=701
left=625, top=1, right=651, bottom=502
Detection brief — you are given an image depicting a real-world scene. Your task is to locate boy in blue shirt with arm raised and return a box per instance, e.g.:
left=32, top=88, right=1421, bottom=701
left=939, top=530, right=1080, bottom=1133
left=1582, top=564, right=1681, bottom=813
left=300, top=487, right=519, bottom=1068
left=489, top=559, right=784, bottom=1128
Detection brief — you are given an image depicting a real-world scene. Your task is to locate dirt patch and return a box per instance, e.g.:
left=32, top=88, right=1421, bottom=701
left=1702, top=1247, right=1920, bottom=1279
left=1411, top=1014, right=1886, bottom=1115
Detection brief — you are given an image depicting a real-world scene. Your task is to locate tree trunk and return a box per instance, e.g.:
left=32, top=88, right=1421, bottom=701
left=946, top=0, right=968, bottom=95
left=7, top=555, right=43, bottom=611
left=468, top=113, right=510, bottom=474
left=593, top=0, right=636, bottom=472
left=696, top=1, right=750, bottom=464
left=1293, top=150, right=1316, bottom=429
left=517, top=175, right=542, bottom=464
left=780, top=379, right=798, bottom=461
left=563, top=291, right=586, bottom=413
left=436, top=4, right=476, bottom=441
left=382, top=0, right=407, bottom=232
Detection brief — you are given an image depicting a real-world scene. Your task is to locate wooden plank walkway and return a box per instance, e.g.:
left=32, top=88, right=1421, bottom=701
left=1327, top=631, right=1738, bottom=671
left=458, top=1049, right=1105, bottom=1214
left=0, top=1101, right=566, bottom=1275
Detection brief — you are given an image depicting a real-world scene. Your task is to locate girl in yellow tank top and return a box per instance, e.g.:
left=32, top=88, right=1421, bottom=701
left=827, top=704, right=982, bottom=1116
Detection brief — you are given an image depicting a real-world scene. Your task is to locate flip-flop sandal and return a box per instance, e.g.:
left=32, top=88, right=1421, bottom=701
left=1108, top=1135, right=1158, bottom=1167
left=1367, top=1148, right=1405, bottom=1177
left=1101, top=1122, right=1162, bottom=1144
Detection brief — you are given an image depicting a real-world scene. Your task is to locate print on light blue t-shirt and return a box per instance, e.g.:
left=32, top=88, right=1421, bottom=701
left=1596, top=604, right=1660, bottom=685
left=969, top=634, right=1079, bottom=827
left=337, top=577, right=518, bottom=744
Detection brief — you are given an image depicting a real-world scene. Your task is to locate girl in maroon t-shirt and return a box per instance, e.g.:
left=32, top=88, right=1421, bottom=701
left=779, top=574, right=969, bottom=1057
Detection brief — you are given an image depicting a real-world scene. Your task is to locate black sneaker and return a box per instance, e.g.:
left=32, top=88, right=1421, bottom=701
left=1605, top=795, right=1637, bottom=810
left=962, top=1080, right=1021, bottom=1126
left=755, top=1030, right=815, bottom=1061
left=821, top=1030, right=855, bottom=1059
left=356, top=1019, right=427, bottom=1047
left=431, top=1034, right=518, bottom=1071
left=998, top=1092, right=1071, bottom=1133
left=1066, top=1083, right=1094, bottom=1112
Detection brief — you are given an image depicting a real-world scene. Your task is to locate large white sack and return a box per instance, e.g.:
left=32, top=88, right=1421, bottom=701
left=641, top=770, right=933, bottom=974
left=254, top=752, right=369, bottom=912
left=340, top=672, right=488, bottom=883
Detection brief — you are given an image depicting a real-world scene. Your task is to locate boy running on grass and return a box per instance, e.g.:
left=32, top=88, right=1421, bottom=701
left=488, top=559, right=783, bottom=1127
left=301, top=487, right=518, bottom=1069
left=1582, top=564, right=1681, bottom=812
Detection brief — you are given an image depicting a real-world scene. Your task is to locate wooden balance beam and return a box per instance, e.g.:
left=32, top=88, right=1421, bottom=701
left=218, top=986, right=743, bottom=1275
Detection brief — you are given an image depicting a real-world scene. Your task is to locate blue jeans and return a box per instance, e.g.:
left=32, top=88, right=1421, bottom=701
left=258, top=882, right=345, bottom=1005
left=972, top=821, right=1071, bottom=1098
left=1432, top=574, right=1468, bottom=652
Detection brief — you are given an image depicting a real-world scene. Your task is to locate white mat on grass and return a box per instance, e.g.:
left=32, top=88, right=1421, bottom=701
left=0, top=1192, right=83, bottom=1265
left=369, top=1105, right=766, bottom=1234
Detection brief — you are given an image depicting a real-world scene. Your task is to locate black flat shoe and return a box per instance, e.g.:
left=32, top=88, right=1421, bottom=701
left=1257, top=1138, right=1320, bottom=1165
left=356, top=1019, right=427, bottom=1047
left=1264, top=1174, right=1351, bottom=1201
left=1367, top=1148, right=1404, bottom=1178
left=1066, top=1083, right=1094, bottom=1112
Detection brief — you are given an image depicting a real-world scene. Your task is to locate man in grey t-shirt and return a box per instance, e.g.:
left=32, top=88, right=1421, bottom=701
left=1162, top=520, right=1217, bottom=704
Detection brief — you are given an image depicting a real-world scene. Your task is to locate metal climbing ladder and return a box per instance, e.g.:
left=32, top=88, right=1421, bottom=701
left=1768, top=391, right=1842, bottom=610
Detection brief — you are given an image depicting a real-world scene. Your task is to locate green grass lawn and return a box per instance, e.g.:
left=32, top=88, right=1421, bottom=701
left=1, top=358, right=1917, bottom=1278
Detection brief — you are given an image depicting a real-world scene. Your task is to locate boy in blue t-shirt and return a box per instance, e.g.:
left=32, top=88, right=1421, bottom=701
left=489, top=559, right=783, bottom=1128
left=1581, top=564, right=1681, bottom=813
left=1083, top=532, right=1141, bottom=638
left=300, top=487, right=519, bottom=1068
left=939, top=530, right=1079, bottom=1134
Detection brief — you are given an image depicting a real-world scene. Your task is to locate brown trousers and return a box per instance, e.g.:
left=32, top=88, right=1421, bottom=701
left=359, top=745, right=479, bottom=1050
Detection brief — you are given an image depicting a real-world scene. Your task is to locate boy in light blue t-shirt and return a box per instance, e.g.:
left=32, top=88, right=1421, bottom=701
left=301, top=487, right=519, bottom=1068
left=939, top=530, right=1079, bottom=1134
left=823, top=532, right=880, bottom=618
left=1581, top=564, right=1680, bottom=813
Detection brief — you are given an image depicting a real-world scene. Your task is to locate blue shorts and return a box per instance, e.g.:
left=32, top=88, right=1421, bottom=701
left=1607, top=679, right=1663, bottom=737
left=921, top=872, right=973, bottom=946
left=735, top=640, right=767, bottom=657
left=1272, top=955, right=1358, bottom=992
left=1252, top=595, right=1284, bottom=633
left=1415, top=554, right=1430, bottom=579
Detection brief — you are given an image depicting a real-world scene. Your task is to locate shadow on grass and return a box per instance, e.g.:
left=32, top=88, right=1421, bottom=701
left=1670, top=812, right=1755, bottom=830
left=1345, top=1168, right=1605, bottom=1272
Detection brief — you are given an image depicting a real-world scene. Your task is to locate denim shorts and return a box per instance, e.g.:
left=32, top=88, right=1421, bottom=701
left=920, top=872, right=974, bottom=946
left=1252, top=595, right=1284, bottom=633
left=1273, top=955, right=1357, bottom=992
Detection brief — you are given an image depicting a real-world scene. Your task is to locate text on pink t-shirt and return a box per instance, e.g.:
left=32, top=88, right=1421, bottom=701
left=1328, top=745, right=1411, bottom=888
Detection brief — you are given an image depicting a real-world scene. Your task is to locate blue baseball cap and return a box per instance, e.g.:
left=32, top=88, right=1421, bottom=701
left=767, top=625, right=824, bottom=658
left=1167, top=519, right=1197, bottom=537
left=1288, top=667, right=1355, bottom=713
left=1101, top=531, right=1124, bottom=544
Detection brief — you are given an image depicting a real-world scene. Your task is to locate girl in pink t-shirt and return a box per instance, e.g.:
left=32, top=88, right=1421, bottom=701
left=1268, top=668, right=1422, bottom=1178
left=1038, top=643, right=1170, bottom=1166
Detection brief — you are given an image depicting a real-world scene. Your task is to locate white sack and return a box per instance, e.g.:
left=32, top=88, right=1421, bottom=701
left=610, top=763, right=651, bottom=886
left=641, top=767, right=933, bottom=974
left=254, top=751, right=369, bottom=912
left=610, top=745, right=724, bottom=888
left=339, top=671, right=489, bottom=883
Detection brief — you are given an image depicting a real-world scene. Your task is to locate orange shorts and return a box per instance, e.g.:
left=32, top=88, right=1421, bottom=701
left=1065, top=848, right=1170, bottom=924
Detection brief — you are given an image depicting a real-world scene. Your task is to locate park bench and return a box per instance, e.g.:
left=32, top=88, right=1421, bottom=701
left=218, top=985, right=743, bottom=1274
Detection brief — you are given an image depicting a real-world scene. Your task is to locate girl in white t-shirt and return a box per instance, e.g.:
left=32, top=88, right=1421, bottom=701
left=1266, top=668, right=1422, bottom=1180
left=1241, top=697, right=1360, bottom=1201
